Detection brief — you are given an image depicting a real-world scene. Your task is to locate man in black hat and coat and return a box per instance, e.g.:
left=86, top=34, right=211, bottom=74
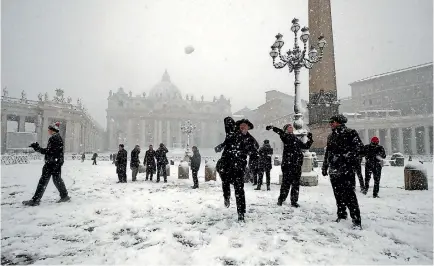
left=116, top=144, right=128, bottom=183
left=322, top=114, right=363, bottom=229
left=24, top=122, right=70, bottom=206
left=255, top=140, right=274, bottom=191
left=155, top=143, right=169, bottom=183
left=266, top=124, right=313, bottom=207
left=215, top=118, right=259, bottom=222
left=144, top=145, right=156, bottom=181
left=189, top=146, right=201, bottom=189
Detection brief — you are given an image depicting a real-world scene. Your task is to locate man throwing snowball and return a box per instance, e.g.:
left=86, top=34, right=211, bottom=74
left=23, top=122, right=70, bottom=206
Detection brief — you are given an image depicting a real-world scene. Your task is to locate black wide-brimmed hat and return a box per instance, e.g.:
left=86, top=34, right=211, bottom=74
left=329, top=114, right=348, bottom=124
left=235, top=119, right=254, bottom=130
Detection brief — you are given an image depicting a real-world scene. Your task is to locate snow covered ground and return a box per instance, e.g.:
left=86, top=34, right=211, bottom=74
left=1, top=160, right=433, bottom=265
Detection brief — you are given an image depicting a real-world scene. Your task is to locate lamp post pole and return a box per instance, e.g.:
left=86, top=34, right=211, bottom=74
left=269, top=18, right=327, bottom=186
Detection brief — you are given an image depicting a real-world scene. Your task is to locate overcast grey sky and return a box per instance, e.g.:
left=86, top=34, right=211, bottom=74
left=2, top=0, right=432, bottom=126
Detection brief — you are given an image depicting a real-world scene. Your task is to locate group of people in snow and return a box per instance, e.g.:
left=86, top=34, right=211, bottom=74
left=22, top=114, right=388, bottom=230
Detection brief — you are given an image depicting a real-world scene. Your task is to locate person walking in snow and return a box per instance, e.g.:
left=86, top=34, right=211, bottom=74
left=215, top=118, right=259, bottom=222
left=255, top=140, right=274, bottom=191
left=144, top=145, right=156, bottom=181
left=81, top=153, right=85, bottom=162
left=155, top=143, right=169, bottom=183
left=130, top=145, right=141, bottom=182
left=189, top=146, right=201, bottom=189
left=23, top=122, right=70, bottom=206
left=92, top=152, right=98, bottom=165
left=116, top=144, right=128, bottom=183
left=363, top=136, right=386, bottom=198
left=322, top=114, right=363, bottom=229
left=266, top=124, right=313, bottom=207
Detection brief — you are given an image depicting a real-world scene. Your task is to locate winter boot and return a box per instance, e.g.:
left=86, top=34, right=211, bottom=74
left=191, top=185, right=198, bottom=189
left=277, top=200, right=283, bottom=206
left=254, top=185, right=261, bottom=190
left=57, top=196, right=71, bottom=203
left=22, top=200, right=40, bottom=206
left=164, top=178, right=167, bottom=183
left=267, top=185, right=270, bottom=191
left=291, top=202, right=300, bottom=208
left=238, top=213, right=245, bottom=222
left=352, top=219, right=362, bottom=230
left=335, top=216, right=347, bottom=223
left=373, top=195, right=380, bottom=198
left=224, top=198, right=230, bottom=208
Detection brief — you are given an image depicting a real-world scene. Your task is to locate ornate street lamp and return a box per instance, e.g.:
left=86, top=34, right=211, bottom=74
left=180, top=120, right=196, bottom=155
left=269, top=18, right=327, bottom=135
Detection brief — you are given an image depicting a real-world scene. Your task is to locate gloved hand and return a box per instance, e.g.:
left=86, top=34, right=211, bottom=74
left=322, top=168, right=328, bottom=176
left=307, top=132, right=313, bottom=139
left=214, top=146, right=222, bottom=153
left=266, top=125, right=273, bottom=131
left=29, top=142, right=40, bottom=150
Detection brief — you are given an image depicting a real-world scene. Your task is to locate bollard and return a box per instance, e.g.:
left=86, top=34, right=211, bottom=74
left=178, top=161, right=189, bottom=179
left=138, top=165, right=146, bottom=173
left=205, top=161, right=217, bottom=182
left=166, top=164, right=171, bottom=176
left=404, top=164, right=428, bottom=190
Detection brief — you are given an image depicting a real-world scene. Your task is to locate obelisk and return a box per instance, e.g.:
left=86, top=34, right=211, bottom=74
left=308, top=0, right=340, bottom=154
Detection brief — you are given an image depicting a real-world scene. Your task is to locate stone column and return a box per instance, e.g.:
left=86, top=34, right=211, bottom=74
left=154, top=120, right=158, bottom=147
left=375, top=129, right=380, bottom=140
left=141, top=119, right=146, bottom=147
left=424, top=126, right=431, bottom=155
left=35, top=114, right=43, bottom=145
left=410, top=127, right=417, bottom=155
left=385, top=128, right=392, bottom=155
left=159, top=120, right=163, bottom=145
left=127, top=119, right=133, bottom=150
left=363, top=128, right=369, bottom=144
left=178, top=121, right=182, bottom=148
left=18, top=116, right=26, bottom=132
left=166, top=120, right=171, bottom=148
left=75, top=121, right=81, bottom=153
left=398, top=128, right=404, bottom=154
left=42, top=116, right=50, bottom=147
left=64, top=120, right=72, bottom=153
left=1, top=113, right=8, bottom=154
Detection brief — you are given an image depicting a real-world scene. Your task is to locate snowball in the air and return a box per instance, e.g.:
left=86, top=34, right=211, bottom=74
left=184, top=45, right=195, bottom=54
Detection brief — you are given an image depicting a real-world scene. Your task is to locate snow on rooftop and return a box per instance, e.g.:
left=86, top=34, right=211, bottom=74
left=350, top=62, right=433, bottom=85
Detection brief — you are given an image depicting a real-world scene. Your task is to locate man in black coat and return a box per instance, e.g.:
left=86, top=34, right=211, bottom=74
left=130, top=145, right=141, bottom=182
left=322, top=114, right=363, bottom=229
left=23, top=122, right=70, bottom=206
left=215, top=117, right=236, bottom=176
left=144, top=145, right=156, bottom=181
left=216, top=118, right=259, bottom=222
left=248, top=151, right=259, bottom=185
left=190, top=146, right=201, bottom=189
left=363, top=136, right=386, bottom=198
left=116, top=144, right=128, bottom=183
left=155, top=143, right=169, bottom=183
left=92, top=152, right=98, bottom=165
left=255, top=140, right=273, bottom=191
left=266, top=124, right=313, bottom=207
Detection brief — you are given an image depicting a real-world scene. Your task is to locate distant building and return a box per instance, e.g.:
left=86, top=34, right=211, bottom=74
left=342, top=63, right=433, bottom=155
left=106, top=70, right=231, bottom=151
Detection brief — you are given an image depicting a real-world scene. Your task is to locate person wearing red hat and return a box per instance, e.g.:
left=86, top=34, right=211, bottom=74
left=363, top=136, right=386, bottom=198
left=23, top=122, right=70, bottom=206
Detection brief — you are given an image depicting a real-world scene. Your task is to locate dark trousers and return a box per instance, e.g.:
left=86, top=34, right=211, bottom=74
left=92, top=159, right=97, bottom=165
left=365, top=164, right=382, bottom=196
left=146, top=170, right=154, bottom=180
left=32, top=163, right=68, bottom=202
left=131, top=167, right=139, bottom=181
left=221, top=169, right=246, bottom=215
left=278, top=167, right=301, bottom=204
left=117, top=166, right=127, bottom=183
left=157, top=164, right=167, bottom=182
left=330, top=171, right=361, bottom=223
left=192, top=169, right=199, bottom=187
left=258, top=169, right=271, bottom=187
left=355, top=163, right=364, bottom=190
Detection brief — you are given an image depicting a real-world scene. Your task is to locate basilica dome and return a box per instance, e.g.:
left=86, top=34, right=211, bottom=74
left=149, top=70, right=182, bottom=100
